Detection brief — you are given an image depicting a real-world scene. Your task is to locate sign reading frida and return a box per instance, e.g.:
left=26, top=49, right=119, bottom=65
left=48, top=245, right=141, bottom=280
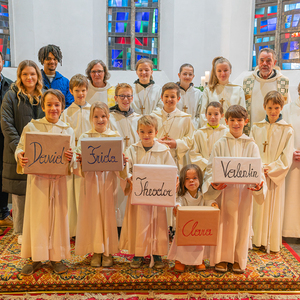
left=176, top=206, right=220, bottom=246
left=131, top=164, right=177, bottom=207
left=80, top=137, right=123, bottom=172
left=212, top=157, right=262, bottom=184
left=24, top=132, right=70, bottom=176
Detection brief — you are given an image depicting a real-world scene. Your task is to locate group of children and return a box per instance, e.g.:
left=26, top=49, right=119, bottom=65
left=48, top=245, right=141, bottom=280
left=14, top=56, right=296, bottom=277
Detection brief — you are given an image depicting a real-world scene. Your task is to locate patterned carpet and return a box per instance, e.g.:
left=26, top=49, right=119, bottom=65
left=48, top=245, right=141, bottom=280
left=1, top=228, right=300, bottom=294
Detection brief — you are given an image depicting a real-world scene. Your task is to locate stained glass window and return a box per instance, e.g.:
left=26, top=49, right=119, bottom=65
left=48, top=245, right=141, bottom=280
left=0, top=1, right=10, bottom=67
left=108, top=0, right=159, bottom=70
left=253, top=0, right=300, bottom=70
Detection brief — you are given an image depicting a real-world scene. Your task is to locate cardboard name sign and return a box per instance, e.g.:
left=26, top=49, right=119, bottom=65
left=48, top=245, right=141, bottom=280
left=131, top=164, right=177, bottom=207
left=81, top=137, right=123, bottom=172
left=176, top=206, right=220, bottom=246
left=212, top=157, right=262, bottom=184
left=24, top=132, right=70, bottom=176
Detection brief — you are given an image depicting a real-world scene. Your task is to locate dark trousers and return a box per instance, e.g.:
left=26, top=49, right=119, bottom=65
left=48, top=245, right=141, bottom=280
left=0, top=175, right=9, bottom=220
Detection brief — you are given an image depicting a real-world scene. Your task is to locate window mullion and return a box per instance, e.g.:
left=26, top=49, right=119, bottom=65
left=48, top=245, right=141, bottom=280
left=130, top=0, right=136, bottom=71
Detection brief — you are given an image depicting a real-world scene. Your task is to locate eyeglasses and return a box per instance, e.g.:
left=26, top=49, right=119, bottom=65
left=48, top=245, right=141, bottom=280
left=117, top=95, right=133, bottom=100
left=91, top=70, right=104, bottom=75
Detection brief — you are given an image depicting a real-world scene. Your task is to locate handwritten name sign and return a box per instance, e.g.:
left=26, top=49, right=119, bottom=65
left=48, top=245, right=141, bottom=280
left=81, top=137, right=123, bottom=172
left=131, top=164, right=177, bottom=207
left=176, top=206, right=220, bottom=246
left=212, top=157, right=262, bottom=184
left=24, top=132, right=70, bottom=176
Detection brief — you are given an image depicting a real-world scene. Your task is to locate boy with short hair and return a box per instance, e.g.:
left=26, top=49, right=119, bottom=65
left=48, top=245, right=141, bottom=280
left=109, top=83, right=141, bottom=229
left=60, top=74, right=91, bottom=237
left=151, top=82, right=194, bottom=171
left=203, top=105, right=264, bottom=274
left=120, top=115, right=176, bottom=269
left=251, top=91, right=294, bottom=253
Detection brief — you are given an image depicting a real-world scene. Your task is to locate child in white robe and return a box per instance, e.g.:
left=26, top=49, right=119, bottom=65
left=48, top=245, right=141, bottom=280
left=282, top=84, right=300, bottom=237
left=109, top=83, right=141, bottom=229
left=190, top=102, right=228, bottom=173
left=120, top=115, right=176, bottom=269
left=60, top=74, right=91, bottom=237
left=203, top=105, right=264, bottom=274
left=176, top=64, right=202, bottom=129
left=132, top=58, right=162, bottom=115
left=251, top=91, right=294, bottom=253
left=75, top=102, right=127, bottom=268
left=151, top=82, right=194, bottom=171
left=168, top=164, right=218, bottom=272
left=200, top=57, right=246, bottom=127
left=16, top=89, right=75, bottom=275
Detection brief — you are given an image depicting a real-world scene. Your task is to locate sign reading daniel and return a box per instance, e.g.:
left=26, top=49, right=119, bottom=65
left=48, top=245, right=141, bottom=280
left=212, top=157, right=262, bottom=184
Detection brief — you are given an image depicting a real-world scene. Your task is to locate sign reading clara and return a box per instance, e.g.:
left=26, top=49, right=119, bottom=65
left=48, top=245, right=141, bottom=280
left=212, top=157, right=262, bottom=184
left=176, top=206, right=220, bottom=246
left=81, top=137, right=123, bottom=172
left=24, top=132, right=70, bottom=176
left=131, top=164, right=177, bottom=207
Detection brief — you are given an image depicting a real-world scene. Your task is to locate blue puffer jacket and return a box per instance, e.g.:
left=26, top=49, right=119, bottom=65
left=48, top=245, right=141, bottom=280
left=41, top=70, right=74, bottom=108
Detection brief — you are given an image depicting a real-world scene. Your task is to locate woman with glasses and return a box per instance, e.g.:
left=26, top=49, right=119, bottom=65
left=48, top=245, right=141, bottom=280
left=85, top=60, right=115, bottom=107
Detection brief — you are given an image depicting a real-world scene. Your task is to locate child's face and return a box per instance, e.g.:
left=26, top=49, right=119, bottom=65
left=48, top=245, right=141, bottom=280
left=70, top=85, right=87, bottom=105
left=42, top=94, right=62, bottom=124
left=178, top=67, right=194, bottom=85
left=136, top=63, right=153, bottom=84
left=161, top=89, right=180, bottom=113
left=184, top=169, right=200, bottom=193
left=225, top=116, right=248, bottom=138
left=93, top=108, right=109, bottom=133
left=264, top=100, right=282, bottom=124
left=115, top=88, right=133, bottom=111
left=216, top=62, right=231, bottom=85
left=137, top=124, right=157, bottom=147
left=206, top=106, right=223, bottom=126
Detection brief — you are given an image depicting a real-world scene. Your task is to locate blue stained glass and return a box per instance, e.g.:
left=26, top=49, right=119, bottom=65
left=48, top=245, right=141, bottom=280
left=137, top=55, right=149, bottom=60
left=108, top=37, right=111, bottom=46
left=152, top=48, right=157, bottom=55
left=113, top=59, right=123, bottom=68
left=290, top=41, right=299, bottom=51
left=252, top=55, right=256, bottom=68
left=287, top=15, right=292, bottom=22
left=285, top=22, right=291, bottom=28
left=259, top=45, right=268, bottom=51
left=261, top=20, right=267, bottom=26
left=256, top=7, right=265, bottom=15
left=135, top=0, right=148, bottom=7
left=109, top=0, right=128, bottom=7
left=115, top=22, right=125, bottom=32
left=282, top=53, right=289, bottom=60
left=135, top=48, right=151, bottom=54
left=263, top=37, right=269, bottom=42
left=135, top=21, right=141, bottom=32
left=281, top=42, right=288, bottom=52
left=142, top=12, right=150, bottom=21
left=116, top=12, right=129, bottom=20
left=153, top=0, right=158, bottom=2
left=293, top=14, right=300, bottom=27
left=0, top=13, right=8, bottom=17
left=260, top=26, right=267, bottom=33
left=112, top=49, right=122, bottom=59
left=297, top=3, right=300, bottom=9
left=267, top=6, right=277, bottom=14
left=256, top=38, right=262, bottom=43
left=6, top=48, right=10, bottom=55
left=284, top=4, right=289, bottom=12
left=3, top=61, right=10, bottom=67
left=291, top=63, right=300, bottom=69
left=136, top=12, right=142, bottom=21
left=282, top=63, right=291, bottom=69
left=108, top=14, right=112, bottom=21
left=143, top=21, right=149, bottom=33
left=108, top=23, right=112, bottom=32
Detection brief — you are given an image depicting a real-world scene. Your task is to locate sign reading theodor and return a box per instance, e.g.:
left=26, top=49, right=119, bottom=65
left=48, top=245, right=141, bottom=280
left=81, top=137, right=123, bottom=172
left=24, top=132, right=70, bottom=176
left=176, top=206, right=220, bottom=246
left=212, top=157, right=262, bottom=184
left=131, top=164, right=177, bottom=207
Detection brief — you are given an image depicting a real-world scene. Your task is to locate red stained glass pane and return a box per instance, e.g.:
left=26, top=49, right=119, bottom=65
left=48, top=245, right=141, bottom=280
left=285, top=33, right=290, bottom=38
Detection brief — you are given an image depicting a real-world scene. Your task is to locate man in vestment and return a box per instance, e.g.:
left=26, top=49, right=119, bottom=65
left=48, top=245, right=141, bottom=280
left=243, top=48, right=290, bottom=135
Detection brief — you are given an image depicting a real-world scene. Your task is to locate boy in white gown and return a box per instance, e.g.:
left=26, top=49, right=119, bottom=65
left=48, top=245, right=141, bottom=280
left=120, top=115, right=176, bottom=269
left=60, top=74, right=91, bottom=237
left=251, top=91, right=294, bottom=253
left=109, top=83, right=140, bottom=228
left=282, top=85, right=300, bottom=237
left=203, top=105, right=264, bottom=273
left=16, top=90, right=75, bottom=275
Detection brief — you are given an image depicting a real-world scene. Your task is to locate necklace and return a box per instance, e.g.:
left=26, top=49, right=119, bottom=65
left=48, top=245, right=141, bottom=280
left=135, top=83, right=154, bottom=115
left=162, top=112, right=176, bottom=139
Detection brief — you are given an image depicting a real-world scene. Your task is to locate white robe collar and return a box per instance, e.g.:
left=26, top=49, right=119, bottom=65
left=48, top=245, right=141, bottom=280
left=32, top=117, right=70, bottom=129
left=133, top=140, right=170, bottom=152
left=184, top=190, right=203, bottom=206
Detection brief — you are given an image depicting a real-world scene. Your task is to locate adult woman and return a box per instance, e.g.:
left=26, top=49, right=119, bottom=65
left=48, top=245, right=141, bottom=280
left=1, top=60, right=45, bottom=236
left=85, top=60, right=115, bottom=107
